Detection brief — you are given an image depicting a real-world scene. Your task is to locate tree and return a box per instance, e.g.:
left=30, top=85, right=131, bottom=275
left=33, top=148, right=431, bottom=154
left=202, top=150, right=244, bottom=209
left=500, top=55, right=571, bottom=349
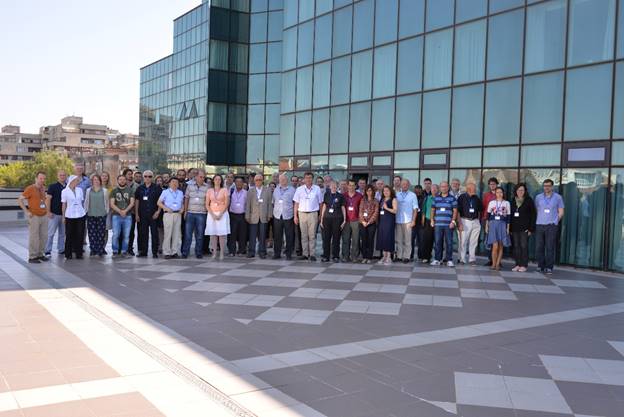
left=0, top=151, right=74, bottom=188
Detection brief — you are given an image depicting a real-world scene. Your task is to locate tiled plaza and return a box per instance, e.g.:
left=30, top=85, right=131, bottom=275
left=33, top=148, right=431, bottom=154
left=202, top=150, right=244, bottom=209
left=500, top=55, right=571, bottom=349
left=0, top=225, right=623, bottom=417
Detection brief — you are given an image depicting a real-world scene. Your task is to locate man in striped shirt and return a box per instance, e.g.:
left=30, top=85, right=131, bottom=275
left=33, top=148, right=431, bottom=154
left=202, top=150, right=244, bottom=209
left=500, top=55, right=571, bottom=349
left=431, top=181, right=458, bottom=267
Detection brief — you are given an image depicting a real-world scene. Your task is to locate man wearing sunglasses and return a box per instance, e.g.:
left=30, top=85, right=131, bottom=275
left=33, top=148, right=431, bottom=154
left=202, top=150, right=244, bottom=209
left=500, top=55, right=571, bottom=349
left=135, top=170, right=162, bottom=258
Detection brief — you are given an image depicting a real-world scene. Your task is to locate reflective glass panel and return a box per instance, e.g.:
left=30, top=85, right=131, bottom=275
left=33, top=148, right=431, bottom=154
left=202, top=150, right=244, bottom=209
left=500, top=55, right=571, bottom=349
left=313, top=61, right=331, bottom=108
left=420, top=169, right=448, bottom=185
left=525, top=0, right=566, bottom=73
left=395, top=151, right=420, bottom=169
left=265, top=104, right=280, bottom=133
left=312, top=109, right=330, bottom=154
left=299, top=0, right=314, bottom=21
left=350, top=102, right=371, bottom=152
left=454, top=20, right=486, bottom=85
left=395, top=94, right=421, bottom=150
left=483, top=146, right=518, bottom=167
left=487, top=9, right=524, bottom=79
left=609, top=168, right=624, bottom=271
left=264, top=135, right=279, bottom=164
left=314, top=14, right=332, bottom=62
left=268, top=11, right=283, bottom=41
left=283, top=27, right=297, bottom=70
left=248, top=74, right=266, bottom=104
left=209, top=40, right=228, bottom=70
left=619, top=0, right=624, bottom=58
left=568, top=0, right=615, bottom=66
left=399, top=0, right=424, bottom=38
left=397, top=38, right=423, bottom=96
left=426, top=0, right=454, bottom=31
left=484, top=78, right=521, bottom=145
left=451, top=84, right=484, bottom=147
left=295, top=111, right=311, bottom=154
left=329, top=154, right=348, bottom=170
left=490, top=0, right=523, bottom=13
left=353, top=0, right=374, bottom=51
left=375, top=0, right=398, bottom=45
left=297, top=21, right=314, bottom=66
left=330, top=105, right=349, bottom=153
left=249, top=44, right=266, bottom=73
left=250, top=12, right=267, bottom=42
left=296, top=66, right=313, bottom=110
left=450, top=148, right=482, bottom=167
left=351, top=50, right=373, bottom=102
left=522, top=71, right=563, bottom=143
left=267, top=43, right=282, bottom=71
left=424, top=29, right=452, bottom=89
left=280, top=114, right=295, bottom=155
left=331, top=56, right=351, bottom=105
left=316, top=0, right=332, bottom=15
left=613, top=141, right=624, bottom=164
left=373, top=44, right=397, bottom=98
left=333, top=6, right=352, bottom=57
left=284, top=0, right=298, bottom=27
left=247, top=135, right=264, bottom=164
left=456, top=0, right=486, bottom=23
left=565, top=64, right=612, bottom=141
left=371, top=98, right=395, bottom=151
left=266, top=73, right=281, bottom=103
left=422, top=89, right=451, bottom=148
left=281, top=70, right=296, bottom=112
left=614, top=62, right=624, bottom=138
left=520, top=144, right=561, bottom=166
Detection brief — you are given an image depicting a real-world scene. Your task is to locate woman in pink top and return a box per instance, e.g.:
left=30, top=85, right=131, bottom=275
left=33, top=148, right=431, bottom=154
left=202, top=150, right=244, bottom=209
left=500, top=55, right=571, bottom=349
left=204, top=174, right=230, bottom=260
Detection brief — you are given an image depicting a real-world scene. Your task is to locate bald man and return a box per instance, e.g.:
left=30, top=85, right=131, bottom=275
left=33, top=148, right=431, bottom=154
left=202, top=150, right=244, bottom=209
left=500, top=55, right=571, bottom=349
left=245, top=174, right=273, bottom=258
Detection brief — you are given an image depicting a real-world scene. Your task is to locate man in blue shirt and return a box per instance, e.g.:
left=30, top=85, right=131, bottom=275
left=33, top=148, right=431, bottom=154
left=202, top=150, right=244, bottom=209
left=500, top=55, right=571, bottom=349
left=534, top=179, right=565, bottom=274
left=395, top=179, right=419, bottom=263
left=158, top=177, right=185, bottom=259
left=431, top=181, right=458, bottom=267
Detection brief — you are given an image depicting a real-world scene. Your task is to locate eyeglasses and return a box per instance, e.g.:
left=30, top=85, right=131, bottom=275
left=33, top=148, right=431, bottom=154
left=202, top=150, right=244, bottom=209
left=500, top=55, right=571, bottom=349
left=144, top=175, right=153, bottom=178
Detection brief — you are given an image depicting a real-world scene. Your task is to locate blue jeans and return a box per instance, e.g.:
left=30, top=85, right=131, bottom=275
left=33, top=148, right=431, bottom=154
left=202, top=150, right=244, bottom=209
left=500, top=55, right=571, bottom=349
left=46, top=213, right=65, bottom=254
left=112, top=215, right=132, bottom=254
left=535, top=224, right=558, bottom=270
left=434, top=225, right=453, bottom=262
left=182, top=212, right=207, bottom=257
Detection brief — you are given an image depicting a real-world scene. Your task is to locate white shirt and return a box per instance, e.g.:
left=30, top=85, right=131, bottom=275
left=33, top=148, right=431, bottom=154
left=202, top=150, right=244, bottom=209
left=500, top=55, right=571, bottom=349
left=61, top=187, right=86, bottom=219
left=293, top=184, right=323, bottom=212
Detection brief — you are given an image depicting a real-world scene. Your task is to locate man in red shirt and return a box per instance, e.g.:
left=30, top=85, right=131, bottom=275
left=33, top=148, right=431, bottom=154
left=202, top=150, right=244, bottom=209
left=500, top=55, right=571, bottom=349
left=342, top=179, right=363, bottom=262
left=481, top=177, right=499, bottom=266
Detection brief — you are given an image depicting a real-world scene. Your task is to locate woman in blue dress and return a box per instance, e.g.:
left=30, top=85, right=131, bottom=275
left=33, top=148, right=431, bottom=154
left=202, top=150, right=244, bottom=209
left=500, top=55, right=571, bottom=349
left=376, top=185, right=398, bottom=265
left=485, top=186, right=511, bottom=270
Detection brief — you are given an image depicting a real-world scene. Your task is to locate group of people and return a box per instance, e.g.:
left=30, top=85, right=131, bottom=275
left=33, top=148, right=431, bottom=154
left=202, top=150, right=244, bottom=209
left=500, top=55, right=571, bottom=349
left=19, top=165, right=565, bottom=274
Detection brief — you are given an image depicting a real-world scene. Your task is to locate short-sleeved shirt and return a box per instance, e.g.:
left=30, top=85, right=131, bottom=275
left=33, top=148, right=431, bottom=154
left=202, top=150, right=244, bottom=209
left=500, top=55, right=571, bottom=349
left=293, top=184, right=323, bottom=212
left=344, top=192, right=363, bottom=222
left=273, top=185, right=296, bottom=219
left=185, top=183, right=208, bottom=213
left=395, top=190, right=419, bottom=224
left=535, top=192, right=564, bottom=225
left=22, top=184, right=47, bottom=216
left=457, top=193, right=482, bottom=220
left=61, top=187, right=86, bottom=219
left=323, top=191, right=345, bottom=218
left=159, top=188, right=185, bottom=212
left=230, top=188, right=247, bottom=214
left=135, top=184, right=162, bottom=216
left=46, top=182, right=65, bottom=215
left=111, top=186, right=132, bottom=214
left=481, top=191, right=496, bottom=220
left=432, top=194, right=457, bottom=227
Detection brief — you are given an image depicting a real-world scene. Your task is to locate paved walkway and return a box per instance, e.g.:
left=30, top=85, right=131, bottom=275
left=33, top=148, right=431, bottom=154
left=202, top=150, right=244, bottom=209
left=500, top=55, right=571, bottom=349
left=0, top=225, right=623, bottom=417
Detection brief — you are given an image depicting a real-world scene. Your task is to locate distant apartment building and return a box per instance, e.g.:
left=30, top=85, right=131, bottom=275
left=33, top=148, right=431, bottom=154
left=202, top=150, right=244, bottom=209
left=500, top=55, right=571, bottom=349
left=40, top=116, right=113, bottom=156
left=0, top=125, right=43, bottom=165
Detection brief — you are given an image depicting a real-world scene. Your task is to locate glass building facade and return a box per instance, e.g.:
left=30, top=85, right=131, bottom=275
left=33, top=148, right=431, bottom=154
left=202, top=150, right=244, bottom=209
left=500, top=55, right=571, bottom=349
left=140, top=0, right=624, bottom=271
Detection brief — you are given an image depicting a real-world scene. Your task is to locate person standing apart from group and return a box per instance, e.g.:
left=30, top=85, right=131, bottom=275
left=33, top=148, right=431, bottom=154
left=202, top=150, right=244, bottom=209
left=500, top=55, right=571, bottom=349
left=110, top=174, right=135, bottom=257
left=205, top=174, right=230, bottom=260
left=395, top=179, right=419, bottom=263
left=61, top=175, right=87, bottom=259
left=534, top=179, right=564, bottom=274
left=510, top=183, right=536, bottom=272
left=84, top=174, right=109, bottom=257
left=135, top=170, right=162, bottom=258
left=359, top=185, right=379, bottom=264
left=272, top=174, right=296, bottom=260
left=45, top=169, right=66, bottom=257
left=294, top=172, right=323, bottom=261
left=158, top=177, right=184, bottom=259
left=457, top=182, right=482, bottom=266
left=431, top=181, right=458, bottom=267
left=341, top=179, right=362, bottom=263
left=182, top=169, right=208, bottom=259
left=485, top=187, right=511, bottom=271
left=18, top=172, right=50, bottom=263
left=320, top=181, right=345, bottom=263
left=245, top=174, right=272, bottom=259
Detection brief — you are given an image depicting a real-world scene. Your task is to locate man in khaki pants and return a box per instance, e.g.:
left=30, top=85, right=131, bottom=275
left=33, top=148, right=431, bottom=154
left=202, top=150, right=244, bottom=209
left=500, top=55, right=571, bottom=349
left=293, top=172, right=323, bottom=261
left=18, top=172, right=50, bottom=264
left=157, top=177, right=185, bottom=258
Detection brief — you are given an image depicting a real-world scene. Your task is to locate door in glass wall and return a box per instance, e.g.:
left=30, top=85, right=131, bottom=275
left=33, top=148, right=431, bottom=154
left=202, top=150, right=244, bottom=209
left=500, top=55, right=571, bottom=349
left=609, top=169, right=624, bottom=272
left=560, top=168, right=608, bottom=268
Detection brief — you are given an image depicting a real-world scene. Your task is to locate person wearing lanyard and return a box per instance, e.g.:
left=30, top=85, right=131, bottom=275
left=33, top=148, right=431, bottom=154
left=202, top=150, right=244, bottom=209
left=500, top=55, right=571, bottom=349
left=485, top=187, right=511, bottom=271
left=158, top=177, right=185, bottom=259
left=61, top=175, right=87, bottom=260
left=293, top=172, right=323, bottom=261
left=110, top=174, right=135, bottom=257
left=395, top=179, right=419, bottom=263
left=320, top=181, right=346, bottom=262
left=45, top=169, right=66, bottom=257
left=534, top=179, right=565, bottom=274
left=84, top=174, right=109, bottom=257
left=18, top=171, right=50, bottom=263
left=272, top=174, right=296, bottom=260
left=457, top=182, right=482, bottom=266
left=377, top=185, right=398, bottom=265
left=135, top=170, right=162, bottom=258
left=510, top=183, right=536, bottom=272
left=228, top=176, right=248, bottom=256
left=418, top=184, right=438, bottom=263
left=245, top=174, right=272, bottom=259
left=182, top=170, right=208, bottom=259
left=481, top=177, right=499, bottom=266
left=359, top=185, right=379, bottom=263
left=341, top=179, right=363, bottom=263
left=431, top=181, right=458, bottom=267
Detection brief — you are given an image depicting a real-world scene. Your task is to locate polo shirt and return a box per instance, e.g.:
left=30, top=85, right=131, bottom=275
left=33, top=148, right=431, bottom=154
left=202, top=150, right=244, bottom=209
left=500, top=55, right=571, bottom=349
left=395, top=190, right=419, bottom=224
left=293, top=184, right=323, bottom=212
left=273, top=185, right=296, bottom=220
left=344, top=192, right=362, bottom=222
left=135, top=184, right=162, bottom=216
left=185, top=183, right=208, bottom=213
left=323, top=191, right=345, bottom=218
left=432, top=194, right=457, bottom=227
left=46, top=182, right=65, bottom=215
left=159, top=188, right=184, bottom=212
left=22, top=184, right=47, bottom=216
left=457, top=193, right=482, bottom=220
left=535, top=192, right=564, bottom=225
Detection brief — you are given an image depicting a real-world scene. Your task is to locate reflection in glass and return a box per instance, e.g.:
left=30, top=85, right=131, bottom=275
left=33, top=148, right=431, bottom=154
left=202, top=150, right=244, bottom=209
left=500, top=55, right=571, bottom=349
left=329, top=154, right=348, bottom=170
left=283, top=0, right=298, bottom=27
left=424, top=29, right=452, bottom=89
left=481, top=169, right=518, bottom=199
left=397, top=37, right=423, bottom=94
left=490, top=0, right=523, bottom=14
left=281, top=70, right=296, bottom=112
left=450, top=148, right=482, bottom=168
left=371, top=98, right=395, bottom=151
left=525, top=0, right=566, bottom=73
left=265, top=104, right=280, bottom=134
left=456, top=0, right=486, bottom=23
left=373, top=44, right=397, bottom=98
left=295, top=111, right=311, bottom=155
left=454, top=20, right=486, bottom=85
left=568, top=0, right=615, bottom=66
left=394, top=170, right=419, bottom=185
left=485, top=78, right=521, bottom=145
left=614, top=63, right=624, bottom=139
left=297, top=21, right=314, bottom=66
left=299, top=0, right=314, bottom=22
left=248, top=74, right=266, bottom=104
left=280, top=114, right=294, bottom=155
left=353, top=0, right=374, bottom=51
left=422, top=89, right=451, bottom=148
left=609, top=169, right=624, bottom=271
left=249, top=44, right=266, bottom=73
left=314, top=14, right=332, bottom=62
left=247, top=135, right=264, bottom=164
left=331, top=56, right=351, bottom=105
left=333, top=6, right=352, bottom=57
left=560, top=168, right=608, bottom=268
left=395, top=94, right=421, bottom=150
left=313, top=62, right=331, bottom=108
left=296, top=66, right=312, bottom=111
left=350, top=102, right=371, bottom=152
left=399, top=0, right=424, bottom=38
left=395, top=151, right=420, bottom=169
left=520, top=144, right=561, bottom=167
left=330, top=106, right=349, bottom=153
left=250, top=12, right=267, bottom=43
left=487, top=9, right=524, bottom=79
left=522, top=71, right=563, bottom=143
left=565, top=64, right=612, bottom=141
left=351, top=51, right=373, bottom=102
left=420, top=170, right=448, bottom=185
left=483, top=146, right=518, bottom=167
left=312, top=109, right=329, bottom=154
left=247, top=104, right=265, bottom=134
left=452, top=84, right=483, bottom=147
left=283, top=27, right=297, bottom=70
left=375, top=0, right=398, bottom=45
left=426, top=0, right=454, bottom=31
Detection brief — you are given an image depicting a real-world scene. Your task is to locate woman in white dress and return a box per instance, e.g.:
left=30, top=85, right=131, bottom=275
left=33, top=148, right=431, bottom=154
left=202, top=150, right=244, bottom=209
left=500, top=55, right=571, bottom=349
left=205, top=174, right=230, bottom=260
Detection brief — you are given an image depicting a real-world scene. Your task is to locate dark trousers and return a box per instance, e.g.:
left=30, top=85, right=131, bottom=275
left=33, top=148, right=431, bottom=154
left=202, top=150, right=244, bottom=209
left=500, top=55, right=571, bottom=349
left=535, top=224, right=558, bottom=269
left=512, top=231, right=530, bottom=267
left=273, top=217, right=294, bottom=257
left=228, top=213, right=247, bottom=254
left=294, top=223, right=302, bottom=256
left=419, top=221, right=434, bottom=261
left=410, top=224, right=422, bottom=259
left=322, top=216, right=343, bottom=259
left=248, top=222, right=267, bottom=256
left=359, top=223, right=377, bottom=260
left=180, top=215, right=187, bottom=253
left=128, top=214, right=136, bottom=253
left=137, top=216, right=159, bottom=255
left=65, top=216, right=85, bottom=258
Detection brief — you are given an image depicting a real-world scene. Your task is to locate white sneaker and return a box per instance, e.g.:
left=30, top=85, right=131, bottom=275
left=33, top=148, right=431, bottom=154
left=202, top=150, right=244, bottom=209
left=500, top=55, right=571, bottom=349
left=447, top=261, right=454, bottom=267
left=430, top=260, right=440, bottom=266
left=512, top=266, right=520, bottom=272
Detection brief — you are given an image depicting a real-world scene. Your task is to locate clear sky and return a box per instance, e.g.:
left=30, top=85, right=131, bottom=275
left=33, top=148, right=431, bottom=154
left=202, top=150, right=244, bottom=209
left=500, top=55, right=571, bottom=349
left=0, top=0, right=200, bottom=134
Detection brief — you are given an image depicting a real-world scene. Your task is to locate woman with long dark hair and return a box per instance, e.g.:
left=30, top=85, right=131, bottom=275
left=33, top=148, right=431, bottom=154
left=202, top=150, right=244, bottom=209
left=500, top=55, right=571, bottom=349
left=359, top=184, right=379, bottom=263
left=485, top=186, right=511, bottom=270
left=510, top=183, right=536, bottom=272
left=376, top=185, right=398, bottom=265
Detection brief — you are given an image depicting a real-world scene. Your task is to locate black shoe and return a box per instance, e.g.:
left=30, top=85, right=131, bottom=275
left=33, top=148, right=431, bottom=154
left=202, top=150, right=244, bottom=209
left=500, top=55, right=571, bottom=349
left=332, top=257, right=340, bottom=263
left=309, top=256, right=317, bottom=262
left=484, top=261, right=492, bottom=266
left=65, top=255, right=73, bottom=260
left=228, top=253, right=236, bottom=257
left=544, top=268, right=553, bottom=275
left=272, top=255, right=281, bottom=260
left=285, top=255, right=292, bottom=260
left=38, top=256, right=50, bottom=262
left=172, top=254, right=179, bottom=259
left=342, top=257, right=351, bottom=263
left=259, top=254, right=267, bottom=259
left=298, top=256, right=308, bottom=261
left=321, top=257, right=329, bottom=263
left=247, top=254, right=255, bottom=258
left=76, top=255, right=84, bottom=260
left=181, top=255, right=188, bottom=259
left=128, top=250, right=135, bottom=256
left=152, top=254, right=159, bottom=258
left=136, top=253, right=147, bottom=258
left=44, top=252, right=51, bottom=256
left=164, top=255, right=172, bottom=259
left=402, top=258, right=410, bottom=264
left=28, top=258, right=41, bottom=264
left=196, top=255, right=203, bottom=259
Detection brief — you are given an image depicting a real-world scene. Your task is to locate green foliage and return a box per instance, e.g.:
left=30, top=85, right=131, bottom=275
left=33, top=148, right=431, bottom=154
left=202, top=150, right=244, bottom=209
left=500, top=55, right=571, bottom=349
left=0, top=151, right=74, bottom=188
